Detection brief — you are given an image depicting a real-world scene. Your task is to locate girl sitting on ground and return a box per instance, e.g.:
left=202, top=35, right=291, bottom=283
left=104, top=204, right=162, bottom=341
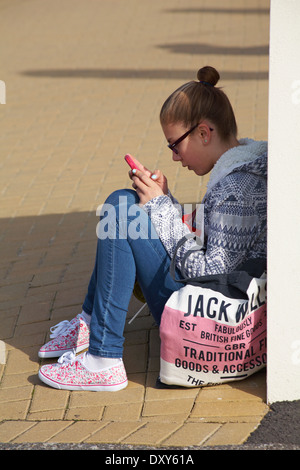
left=38, top=66, right=267, bottom=391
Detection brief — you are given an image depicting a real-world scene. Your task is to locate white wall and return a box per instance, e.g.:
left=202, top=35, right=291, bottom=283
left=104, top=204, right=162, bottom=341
left=267, top=0, right=300, bottom=403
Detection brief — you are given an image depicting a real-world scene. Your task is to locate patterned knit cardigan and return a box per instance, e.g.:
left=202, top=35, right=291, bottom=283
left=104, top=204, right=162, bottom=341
left=143, top=138, right=267, bottom=277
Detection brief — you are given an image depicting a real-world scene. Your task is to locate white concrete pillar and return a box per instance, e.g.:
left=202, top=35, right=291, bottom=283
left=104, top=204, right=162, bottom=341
left=267, top=0, right=300, bottom=403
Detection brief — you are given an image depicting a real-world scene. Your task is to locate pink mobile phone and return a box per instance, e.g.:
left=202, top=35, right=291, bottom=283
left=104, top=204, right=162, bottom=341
left=124, top=154, right=139, bottom=170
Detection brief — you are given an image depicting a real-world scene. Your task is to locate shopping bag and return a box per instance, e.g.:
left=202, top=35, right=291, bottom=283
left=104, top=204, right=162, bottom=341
left=159, top=235, right=267, bottom=387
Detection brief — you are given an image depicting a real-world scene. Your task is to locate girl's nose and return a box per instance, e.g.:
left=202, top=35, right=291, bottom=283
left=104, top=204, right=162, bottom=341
left=172, top=151, right=181, bottom=161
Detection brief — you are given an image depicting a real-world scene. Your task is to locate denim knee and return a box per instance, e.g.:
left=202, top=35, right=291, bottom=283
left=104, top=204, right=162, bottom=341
left=104, top=188, right=139, bottom=207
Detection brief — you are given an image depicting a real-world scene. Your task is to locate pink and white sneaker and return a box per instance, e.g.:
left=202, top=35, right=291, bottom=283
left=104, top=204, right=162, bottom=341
left=38, top=351, right=128, bottom=391
left=38, top=313, right=90, bottom=358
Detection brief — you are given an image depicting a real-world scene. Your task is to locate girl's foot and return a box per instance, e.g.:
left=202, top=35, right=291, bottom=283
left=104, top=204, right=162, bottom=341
left=38, top=312, right=90, bottom=358
left=38, top=351, right=128, bottom=391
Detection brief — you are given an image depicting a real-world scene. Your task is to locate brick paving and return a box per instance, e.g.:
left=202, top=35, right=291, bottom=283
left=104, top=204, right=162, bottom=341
left=0, top=0, right=270, bottom=447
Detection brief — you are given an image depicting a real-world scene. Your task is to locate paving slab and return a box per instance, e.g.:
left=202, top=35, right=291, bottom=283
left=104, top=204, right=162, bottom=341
left=0, top=0, right=278, bottom=450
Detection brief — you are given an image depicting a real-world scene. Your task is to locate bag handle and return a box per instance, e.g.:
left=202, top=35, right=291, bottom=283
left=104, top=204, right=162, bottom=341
left=169, top=233, right=224, bottom=285
left=169, top=234, right=266, bottom=297
left=169, top=233, right=199, bottom=282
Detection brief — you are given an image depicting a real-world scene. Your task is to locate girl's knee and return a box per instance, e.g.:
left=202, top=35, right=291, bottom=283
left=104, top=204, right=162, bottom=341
left=105, top=189, right=139, bottom=207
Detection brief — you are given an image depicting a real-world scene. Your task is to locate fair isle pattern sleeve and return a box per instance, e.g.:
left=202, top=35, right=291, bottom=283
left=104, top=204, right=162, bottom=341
left=143, top=154, right=267, bottom=277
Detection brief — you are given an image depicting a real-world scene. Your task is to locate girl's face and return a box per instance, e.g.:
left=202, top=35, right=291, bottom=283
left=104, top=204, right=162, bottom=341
left=162, top=122, right=215, bottom=176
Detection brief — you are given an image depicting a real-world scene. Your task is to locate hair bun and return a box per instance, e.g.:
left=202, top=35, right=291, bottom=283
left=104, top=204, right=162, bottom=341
left=197, top=66, right=220, bottom=87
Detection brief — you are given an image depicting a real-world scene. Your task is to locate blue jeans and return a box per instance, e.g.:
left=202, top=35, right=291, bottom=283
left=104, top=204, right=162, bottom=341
left=82, top=189, right=182, bottom=358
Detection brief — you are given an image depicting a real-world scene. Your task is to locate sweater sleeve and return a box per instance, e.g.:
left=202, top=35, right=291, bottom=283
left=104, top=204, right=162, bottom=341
left=143, top=193, right=206, bottom=275
left=143, top=172, right=265, bottom=277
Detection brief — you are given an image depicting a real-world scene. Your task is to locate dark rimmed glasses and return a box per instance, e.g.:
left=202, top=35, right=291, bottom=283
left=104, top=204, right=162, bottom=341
left=167, top=123, right=213, bottom=154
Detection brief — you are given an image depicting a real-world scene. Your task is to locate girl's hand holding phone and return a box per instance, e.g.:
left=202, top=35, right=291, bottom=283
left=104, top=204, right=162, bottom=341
left=124, top=154, right=168, bottom=204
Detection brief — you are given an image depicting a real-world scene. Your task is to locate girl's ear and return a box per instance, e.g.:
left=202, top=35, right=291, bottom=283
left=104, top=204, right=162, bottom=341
left=198, top=123, right=212, bottom=144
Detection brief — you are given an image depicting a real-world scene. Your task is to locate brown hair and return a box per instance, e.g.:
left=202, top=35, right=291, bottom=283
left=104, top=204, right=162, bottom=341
left=160, top=66, right=237, bottom=140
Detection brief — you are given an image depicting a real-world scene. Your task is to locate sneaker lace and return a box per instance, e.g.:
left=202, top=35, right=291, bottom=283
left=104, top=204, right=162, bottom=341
left=127, top=303, right=147, bottom=325
left=49, top=313, right=86, bottom=339
left=57, top=350, right=77, bottom=366
left=49, top=320, right=71, bottom=339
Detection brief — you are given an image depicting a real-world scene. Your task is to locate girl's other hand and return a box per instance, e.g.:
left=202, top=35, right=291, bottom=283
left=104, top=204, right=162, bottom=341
left=131, top=169, right=166, bottom=205
left=148, top=169, right=168, bottom=195
left=127, top=155, right=169, bottom=201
